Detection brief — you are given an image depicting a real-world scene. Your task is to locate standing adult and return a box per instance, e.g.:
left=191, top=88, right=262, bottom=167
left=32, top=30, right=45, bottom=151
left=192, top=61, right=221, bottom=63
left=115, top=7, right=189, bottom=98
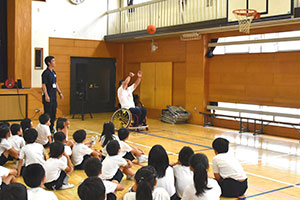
left=42, top=56, right=63, bottom=133
left=118, top=71, right=146, bottom=127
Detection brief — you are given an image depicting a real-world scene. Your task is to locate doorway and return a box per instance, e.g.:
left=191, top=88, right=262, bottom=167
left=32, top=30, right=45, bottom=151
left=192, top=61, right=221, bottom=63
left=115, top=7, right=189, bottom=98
left=70, top=57, right=116, bottom=115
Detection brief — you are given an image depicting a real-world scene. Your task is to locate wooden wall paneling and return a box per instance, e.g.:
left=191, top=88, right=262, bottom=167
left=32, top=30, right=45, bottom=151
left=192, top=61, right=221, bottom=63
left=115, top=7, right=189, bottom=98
left=140, top=62, right=156, bottom=108
left=155, top=62, right=172, bottom=109
left=7, top=0, right=31, bottom=87
left=173, top=62, right=186, bottom=106
left=49, top=38, right=121, bottom=116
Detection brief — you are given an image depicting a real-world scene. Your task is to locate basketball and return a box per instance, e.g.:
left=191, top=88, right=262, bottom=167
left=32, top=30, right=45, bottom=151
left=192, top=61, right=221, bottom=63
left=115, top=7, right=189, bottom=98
left=147, top=25, right=156, bottom=34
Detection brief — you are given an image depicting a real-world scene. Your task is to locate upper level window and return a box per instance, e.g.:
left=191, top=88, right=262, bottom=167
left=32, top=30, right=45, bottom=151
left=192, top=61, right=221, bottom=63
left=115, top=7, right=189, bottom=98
left=213, top=30, right=300, bottom=55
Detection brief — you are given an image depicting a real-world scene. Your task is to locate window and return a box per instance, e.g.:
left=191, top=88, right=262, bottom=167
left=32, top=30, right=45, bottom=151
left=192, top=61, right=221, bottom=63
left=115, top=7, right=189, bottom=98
left=213, top=30, right=300, bottom=55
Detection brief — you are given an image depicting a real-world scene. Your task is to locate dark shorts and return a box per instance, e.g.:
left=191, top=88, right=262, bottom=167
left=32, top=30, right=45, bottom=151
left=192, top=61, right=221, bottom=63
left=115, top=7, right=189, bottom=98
left=43, top=141, right=50, bottom=148
left=123, top=152, right=134, bottom=161
left=219, top=178, right=248, bottom=197
left=74, top=155, right=91, bottom=170
left=0, top=154, right=9, bottom=166
left=171, top=193, right=181, bottom=200
left=107, top=193, right=117, bottom=200
left=44, top=171, right=67, bottom=190
left=108, top=169, right=124, bottom=183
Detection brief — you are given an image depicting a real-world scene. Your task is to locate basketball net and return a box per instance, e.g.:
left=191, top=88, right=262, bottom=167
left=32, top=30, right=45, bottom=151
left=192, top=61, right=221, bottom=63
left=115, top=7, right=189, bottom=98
left=233, top=9, right=258, bottom=34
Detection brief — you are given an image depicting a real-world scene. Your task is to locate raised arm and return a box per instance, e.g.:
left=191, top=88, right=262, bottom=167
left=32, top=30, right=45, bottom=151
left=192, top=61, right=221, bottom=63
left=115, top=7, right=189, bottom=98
left=133, top=71, right=142, bottom=90
left=122, top=72, right=135, bottom=89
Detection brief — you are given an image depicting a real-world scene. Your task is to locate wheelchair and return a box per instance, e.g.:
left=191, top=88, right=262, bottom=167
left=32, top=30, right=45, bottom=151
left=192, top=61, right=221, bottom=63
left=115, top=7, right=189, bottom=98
left=111, top=108, right=148, bottom=131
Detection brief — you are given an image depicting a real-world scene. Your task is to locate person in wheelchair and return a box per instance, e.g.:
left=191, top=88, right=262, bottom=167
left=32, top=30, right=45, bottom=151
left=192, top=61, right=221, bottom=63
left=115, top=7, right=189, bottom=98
left=118, top=71, right=147, bottom=127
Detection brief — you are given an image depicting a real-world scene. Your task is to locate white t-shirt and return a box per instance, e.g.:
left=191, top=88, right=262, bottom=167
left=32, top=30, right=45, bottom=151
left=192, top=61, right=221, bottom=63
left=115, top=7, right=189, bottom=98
left=155, top=166, right=176, bottom=197
left=0, top=166, right=10, bottom=186
left=8, top=135, right=25, bottom=152
left=123, top=187, right=170, bottom=200
left=103, top=180, right=118, bottom=194
left=119, top=140, right=132, bottom=157
left=212, top=152, right=247, bottom=180
left=117, top=85, right=135, bottom=109
left=100, top=155, right=127, bottom=180
left=36, top=124, right=51, bottom=145
left=100, top=134, right=119, bottom=157
left=71, top=143, right=93, bottom=166
left=182, top=178, right=221, bottom=200
left=27, top=187, right=58, bottom=200
left=173, top=165, right=193, bottom=197
left=0, top=139, right=12, bottom=155
left=19, top=143, right=45, bottom=167
left=44, top=158, right=68, bottom=183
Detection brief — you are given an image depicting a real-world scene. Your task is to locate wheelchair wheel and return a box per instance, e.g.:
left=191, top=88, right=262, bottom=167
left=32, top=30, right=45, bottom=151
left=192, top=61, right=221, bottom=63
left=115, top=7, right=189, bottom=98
left=111, top=108, right=132, bottom=129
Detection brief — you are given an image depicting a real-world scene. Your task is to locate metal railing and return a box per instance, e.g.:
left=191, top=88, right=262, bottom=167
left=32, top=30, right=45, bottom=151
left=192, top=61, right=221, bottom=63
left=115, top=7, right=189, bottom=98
left=106, top=0, right=226, bottom=35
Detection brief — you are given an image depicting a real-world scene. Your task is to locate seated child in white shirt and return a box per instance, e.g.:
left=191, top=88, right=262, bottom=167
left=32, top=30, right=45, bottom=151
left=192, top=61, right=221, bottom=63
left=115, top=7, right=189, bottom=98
left=84, top=157, right=124, bottom=200
left=100, top=122, right=119, bottom=158
left=23, top=163, right=58, bottom=200
left=78, top=177, right=106, bottom=200
left=44, top=142, right=74, bottom=190
left=17, top=128, right=46, bottom=177
left=0, top=166, right=17, bottom=190
left=71, top=129, right=101, bottom=169
left=8, top=124, right=25, bottom=153
left=123, top=166, right=170, bottom=200
left=100, top=140, right=133, bottom=183
left=148, top=145, right=179, bottom=200
left=0, top=182, right=27, bottom=200
left=56, top=118, right=74, bottom=147
left=36, top=114, right=52, bottom=148
left=0, top=126, right=19, bottom=166
left=118, top=128, right=148, bottom=163
left=53, top=132, right=72, bottom=157
left=173, top=146, right=194, bottom=197
left=212, top=137, right=248, bottom=198
left=182, top=153, right=221, bottom=200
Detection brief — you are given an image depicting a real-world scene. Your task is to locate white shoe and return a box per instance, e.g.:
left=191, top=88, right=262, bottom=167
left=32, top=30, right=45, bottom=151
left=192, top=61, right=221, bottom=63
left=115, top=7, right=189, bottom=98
left=137, top=155, right=148, bottom=163
left=60, top=183, right=74, bottom=190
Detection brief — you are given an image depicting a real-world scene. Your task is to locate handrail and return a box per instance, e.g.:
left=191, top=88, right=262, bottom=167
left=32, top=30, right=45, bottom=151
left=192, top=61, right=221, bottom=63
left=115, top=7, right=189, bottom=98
left=104, top=0, right=167, bottom=15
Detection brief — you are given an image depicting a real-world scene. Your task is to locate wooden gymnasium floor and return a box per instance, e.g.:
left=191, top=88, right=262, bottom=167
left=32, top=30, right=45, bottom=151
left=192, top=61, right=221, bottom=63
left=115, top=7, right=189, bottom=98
left=9, top=113, right=300, bottom=200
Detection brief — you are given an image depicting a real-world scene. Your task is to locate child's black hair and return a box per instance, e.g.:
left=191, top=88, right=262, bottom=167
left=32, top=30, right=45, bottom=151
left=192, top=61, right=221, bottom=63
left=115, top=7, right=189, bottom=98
left=135, top=166, right=157, bottom=200
left=10, top=124, right=22, bottom=136
left=101, top=122, right=115, bottom=146
left=49, top=142, right=64, bottom=158
left=20, top=118, right=32, bottom=132
left=56, top=120, right=65, bottom=130
left=118, top=128, right=129, bottom=141
left=84, top=157, right=102, bottom=177
left=148, top=145, right=169, bottom=178
left=190, top=153, right=211, bottom=196
left=0, top=126, right=10, bottom=143
left=39, top=113, right=50, bottom=125
left=23, top=128, right=38, bottom=144
left=23, top=163, right=45, bottom=188
left=212, top=137, right=229, bottom=154
left=53, top=131, right=66, bottom=143
left=178, top=146, right=194, bottom=166
left=73, top=129, right=86, bottom=143
left=106, top=140, right=120, bottom=156
left=0, top=182, right=27, bottom=200
left=0, top=121, right=10, bottom=128
left=78, top=177, right=106, bottom=200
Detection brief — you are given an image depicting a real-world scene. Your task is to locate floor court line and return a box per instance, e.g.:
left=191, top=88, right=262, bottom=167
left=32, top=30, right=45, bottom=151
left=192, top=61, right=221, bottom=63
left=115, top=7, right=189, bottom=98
left=237, top=183, right=300, bottom=200
left=85, top=129, right=300, bottom=190
left=247, top=185, right=300, bottom=200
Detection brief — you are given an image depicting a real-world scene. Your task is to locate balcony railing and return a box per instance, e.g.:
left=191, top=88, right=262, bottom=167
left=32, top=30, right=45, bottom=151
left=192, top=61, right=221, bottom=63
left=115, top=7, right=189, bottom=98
left=106, top=0, right=226, bottom=35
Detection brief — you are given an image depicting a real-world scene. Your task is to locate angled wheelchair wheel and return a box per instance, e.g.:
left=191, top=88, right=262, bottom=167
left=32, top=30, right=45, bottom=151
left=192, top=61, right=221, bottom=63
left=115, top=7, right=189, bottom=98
left=111, top=108, right=132, bottom=130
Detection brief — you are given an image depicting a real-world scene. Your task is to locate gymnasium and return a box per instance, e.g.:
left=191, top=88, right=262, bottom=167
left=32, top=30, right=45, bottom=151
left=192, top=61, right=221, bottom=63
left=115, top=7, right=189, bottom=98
left=1, top=0, right=300, bottom=199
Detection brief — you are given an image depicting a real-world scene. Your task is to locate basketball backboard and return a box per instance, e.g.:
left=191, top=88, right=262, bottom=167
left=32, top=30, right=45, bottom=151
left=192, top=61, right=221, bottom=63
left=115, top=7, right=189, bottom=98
left=228, top=0, right=293, bottom=22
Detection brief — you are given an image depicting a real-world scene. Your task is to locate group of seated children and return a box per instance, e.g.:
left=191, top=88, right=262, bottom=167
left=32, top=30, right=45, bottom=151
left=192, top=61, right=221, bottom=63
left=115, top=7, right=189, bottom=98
left=0, top=116, right=247, bottom=200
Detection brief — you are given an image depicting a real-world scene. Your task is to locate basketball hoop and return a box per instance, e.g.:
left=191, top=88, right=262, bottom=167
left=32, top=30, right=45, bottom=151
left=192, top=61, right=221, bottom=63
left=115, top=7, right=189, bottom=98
left=233, top=9, right=260, bottom=34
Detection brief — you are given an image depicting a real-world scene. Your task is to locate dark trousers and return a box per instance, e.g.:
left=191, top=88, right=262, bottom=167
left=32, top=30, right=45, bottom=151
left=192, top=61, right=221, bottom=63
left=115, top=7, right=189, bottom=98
left=74, top=155, right=91, bottom=170
left=123, top=152, right=135, bottom=161
left=107, top=193, right=117, bottom=200
left=219, top=178, right=248, bottom=197
left=43, top=95, right=57, bottom=132
left=0, top=154, right=9, bottom=166
left=129, top=106, right=147, bottom=126
left=108, top=169, right=124, bottom=183
left=44, top=171, right=67, bottom=190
